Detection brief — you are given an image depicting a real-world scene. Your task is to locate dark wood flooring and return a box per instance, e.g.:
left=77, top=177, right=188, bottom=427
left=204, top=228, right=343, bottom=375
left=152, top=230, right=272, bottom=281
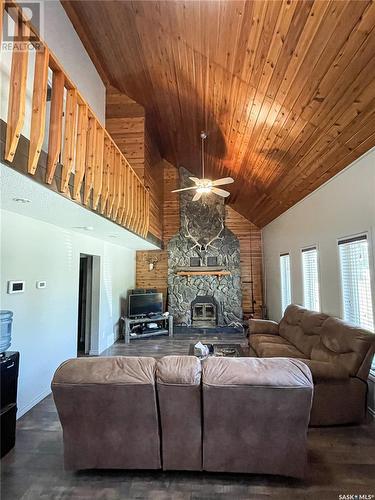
left=2, top=333, right=375, bottom=499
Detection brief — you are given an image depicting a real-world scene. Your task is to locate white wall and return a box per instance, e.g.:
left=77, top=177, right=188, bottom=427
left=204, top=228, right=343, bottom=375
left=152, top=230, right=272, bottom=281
left=0, top=210, right=135, bottom=417
left=41, top=0, right=105, bottom=122
left=262, top=147, right=375, bottom=322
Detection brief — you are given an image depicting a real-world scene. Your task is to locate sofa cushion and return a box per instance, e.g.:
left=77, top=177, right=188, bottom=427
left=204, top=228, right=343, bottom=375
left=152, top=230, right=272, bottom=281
left=249, top=319, right=279, bottom=335
left=52, top=356, right=156, bottom=385
left=250, top=334, right=290, bottom=355
left=156, top=355, right=201, bottom=385
left=299, top=359, right=350, bottom=382
left=311, top=316, right=375, bottom=377
left=202, top=357, right=313, bottom=387
left=202, top=357, right=313, bottom=478
left=156, top=356, right=202, bottom=471
left=256, top=342, right=305, bottom=359
left=279, top=304, right=328, bottom=357
left=52, top=357, right=161, bottom=470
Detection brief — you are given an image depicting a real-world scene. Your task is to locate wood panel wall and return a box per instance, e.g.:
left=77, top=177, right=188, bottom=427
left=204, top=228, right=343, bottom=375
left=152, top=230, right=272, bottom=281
left=162, top=161, right=180, bottom=245
left=225, top=207, right=263, bottom=318
left=144, top=128, right=163, bottom=240
left=136, top=164, right=264, bottom=317
left=106, top=88, right=145, bottom=179
left=106, top=88, right=164, bottom=240
left=136, top=250, right=168, bottom=307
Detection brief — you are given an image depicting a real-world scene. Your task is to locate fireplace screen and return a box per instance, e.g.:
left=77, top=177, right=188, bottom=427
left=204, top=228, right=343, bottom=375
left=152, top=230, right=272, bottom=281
left=192, top=302, right=217, bottom=327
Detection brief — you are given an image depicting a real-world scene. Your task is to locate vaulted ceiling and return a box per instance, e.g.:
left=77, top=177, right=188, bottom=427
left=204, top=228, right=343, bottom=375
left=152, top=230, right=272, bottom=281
left=62, top=0, right=375, bottom=227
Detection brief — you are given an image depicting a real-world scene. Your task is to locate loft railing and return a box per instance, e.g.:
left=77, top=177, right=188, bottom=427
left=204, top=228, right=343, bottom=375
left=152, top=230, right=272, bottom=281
left=1, top=0, right=150, bottom=238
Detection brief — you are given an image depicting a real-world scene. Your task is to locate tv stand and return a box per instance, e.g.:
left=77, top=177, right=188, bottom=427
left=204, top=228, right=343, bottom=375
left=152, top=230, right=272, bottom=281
left=123, top=315, right=173, bottom=344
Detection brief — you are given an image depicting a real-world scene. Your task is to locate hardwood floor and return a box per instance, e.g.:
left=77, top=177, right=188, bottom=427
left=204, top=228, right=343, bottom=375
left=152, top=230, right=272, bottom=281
left=102, top=331, right=250, bottom=357
left=1, top=333, right=375, bottom=500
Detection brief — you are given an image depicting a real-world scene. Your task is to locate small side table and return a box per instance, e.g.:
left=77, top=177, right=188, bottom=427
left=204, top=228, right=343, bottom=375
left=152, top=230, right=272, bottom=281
left=122, top=315, right=173, bottom=344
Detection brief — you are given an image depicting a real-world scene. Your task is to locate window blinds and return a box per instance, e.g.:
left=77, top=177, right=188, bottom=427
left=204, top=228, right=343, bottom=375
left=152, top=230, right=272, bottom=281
left=338, top=235, right=374, bottom=332
left=302, top=247, right=320, bottom=312
left=280, top=253, right=291, bottom=314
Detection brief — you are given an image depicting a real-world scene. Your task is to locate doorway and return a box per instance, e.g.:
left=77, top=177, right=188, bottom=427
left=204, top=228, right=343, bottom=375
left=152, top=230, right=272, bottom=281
left=77, top=254, right=93, bottom=356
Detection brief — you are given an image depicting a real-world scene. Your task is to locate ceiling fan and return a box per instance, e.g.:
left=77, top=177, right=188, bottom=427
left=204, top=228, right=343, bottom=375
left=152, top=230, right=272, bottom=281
left=172, top=132, right=234, bottom=201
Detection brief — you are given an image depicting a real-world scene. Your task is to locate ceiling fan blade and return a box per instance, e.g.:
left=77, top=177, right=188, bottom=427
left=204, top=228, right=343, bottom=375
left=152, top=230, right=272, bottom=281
left=171, top=186, right=198, bottom=193
left=211, top=187, right=231, bottom=198
left=211, top=177, right=234, bottom=186
left=189, top=177, right=201, bottom=185
left=192, top=191, right=202, bottom=202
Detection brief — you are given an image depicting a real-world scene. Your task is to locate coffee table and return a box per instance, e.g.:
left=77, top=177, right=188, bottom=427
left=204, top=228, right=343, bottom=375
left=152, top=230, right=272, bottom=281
left=188, top=343, right=245, bottom=358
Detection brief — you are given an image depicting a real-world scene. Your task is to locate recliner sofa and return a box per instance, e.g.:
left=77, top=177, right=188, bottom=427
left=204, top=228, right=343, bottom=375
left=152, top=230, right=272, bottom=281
left=52, top=355, right=313, bottom=478
left=249, top=304, right=375, bottom=426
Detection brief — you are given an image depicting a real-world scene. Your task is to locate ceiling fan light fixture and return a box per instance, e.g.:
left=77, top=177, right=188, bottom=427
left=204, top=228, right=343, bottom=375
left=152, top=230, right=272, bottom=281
left=171, top=132, right=234, bottom=200
left=197, top=186, right=211, bottom=194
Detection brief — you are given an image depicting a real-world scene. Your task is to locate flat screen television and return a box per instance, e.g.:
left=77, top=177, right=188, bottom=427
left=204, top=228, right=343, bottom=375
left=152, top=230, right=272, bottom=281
left=128, top=293, right=163, bottom=318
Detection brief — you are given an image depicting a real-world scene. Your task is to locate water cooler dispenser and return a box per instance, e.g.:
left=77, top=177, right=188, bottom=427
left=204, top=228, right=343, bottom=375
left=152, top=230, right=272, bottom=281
left=0, top=311, right=19, bottom=458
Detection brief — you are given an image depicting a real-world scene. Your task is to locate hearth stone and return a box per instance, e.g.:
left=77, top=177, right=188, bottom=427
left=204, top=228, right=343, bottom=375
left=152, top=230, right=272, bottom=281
left=168, top=167, right=243, bottom=327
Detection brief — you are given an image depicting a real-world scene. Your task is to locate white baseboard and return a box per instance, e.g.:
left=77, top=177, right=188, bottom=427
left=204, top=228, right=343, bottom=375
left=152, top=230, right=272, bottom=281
left=17, top=388, right=51, bottom=419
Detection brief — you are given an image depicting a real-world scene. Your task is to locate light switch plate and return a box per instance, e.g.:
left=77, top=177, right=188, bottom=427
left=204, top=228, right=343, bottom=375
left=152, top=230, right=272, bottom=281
left=36, top=281, right=47, bottom=289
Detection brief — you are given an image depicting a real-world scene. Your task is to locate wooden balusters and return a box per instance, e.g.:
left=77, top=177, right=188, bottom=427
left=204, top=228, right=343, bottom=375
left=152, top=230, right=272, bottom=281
left=122, top=163, right=131, bottom=227
left=141, top=188, right=149, bottom=237
left=83, top=114, right=97, bottom=205
left=73, top=103, right=88, bottom=200
left=136, top=183, right=143, bottom=235
left=46, top=70, right=64, bottom=184
left=60, top=88, right=78, bottom=192
left=116, top=160, right=125, bottom=224
left=106, top=143, right=116, bottom=217
left=128, top=170, right=136, bottom=231
left=145, top=189, right=150, bottom=237
left=5, top=22, right=30, bottom=162
left=112, top=151, right=121, bottom=220
left=3, top=2, right=150, bottom=239
left=100, top=137, right=111, bottom=213
left=92, top=126, right=104, bottom=209
left=28, top=45, right=49, bottom=174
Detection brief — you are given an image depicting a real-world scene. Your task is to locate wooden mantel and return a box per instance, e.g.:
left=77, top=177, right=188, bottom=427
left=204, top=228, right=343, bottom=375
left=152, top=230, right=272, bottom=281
left=176, top=270, right=230, bottom=277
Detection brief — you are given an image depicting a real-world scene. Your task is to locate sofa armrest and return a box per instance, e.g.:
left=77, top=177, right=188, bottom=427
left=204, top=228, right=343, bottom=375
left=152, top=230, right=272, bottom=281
left=300, top=359, right=350, bottom=382
left=249, top=319, right=279, bottom=335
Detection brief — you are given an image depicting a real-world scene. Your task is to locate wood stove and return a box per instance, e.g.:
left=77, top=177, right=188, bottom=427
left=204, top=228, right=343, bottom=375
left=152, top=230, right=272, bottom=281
left=191, top=296, right=218, bottom=328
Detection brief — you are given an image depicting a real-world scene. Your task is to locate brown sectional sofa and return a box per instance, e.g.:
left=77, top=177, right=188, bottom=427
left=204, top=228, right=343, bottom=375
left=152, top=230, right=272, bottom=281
left=52, top=355, right=313, bottom=478
left=249, top=304, right=375, bottom=426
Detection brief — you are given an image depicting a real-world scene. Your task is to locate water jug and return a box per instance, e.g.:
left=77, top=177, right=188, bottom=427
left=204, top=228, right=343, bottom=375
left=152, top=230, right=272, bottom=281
left=0, top=311, right=13, bottom=353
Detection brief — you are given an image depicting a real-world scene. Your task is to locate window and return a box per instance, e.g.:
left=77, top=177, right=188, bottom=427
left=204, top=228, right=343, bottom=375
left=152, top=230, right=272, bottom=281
left=280, top=253, right=291, bottom=314
left=338, top=235, right=374, bottom=332
left=302, top=246, right=320, bottom=311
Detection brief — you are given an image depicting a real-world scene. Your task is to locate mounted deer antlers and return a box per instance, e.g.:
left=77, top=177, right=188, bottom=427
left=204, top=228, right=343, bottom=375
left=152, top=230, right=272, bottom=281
left=184, top=216, right=225, bottom=253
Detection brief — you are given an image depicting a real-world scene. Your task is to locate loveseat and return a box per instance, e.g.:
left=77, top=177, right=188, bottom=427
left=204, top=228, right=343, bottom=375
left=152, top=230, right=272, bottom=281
left=249, top=304, right=375, bottom=426
left=52, top=355, right=313, bottom=478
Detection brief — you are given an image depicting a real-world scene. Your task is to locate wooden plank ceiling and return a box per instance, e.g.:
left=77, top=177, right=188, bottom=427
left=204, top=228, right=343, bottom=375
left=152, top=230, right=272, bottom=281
left=62, top=0, right=375, bottom=227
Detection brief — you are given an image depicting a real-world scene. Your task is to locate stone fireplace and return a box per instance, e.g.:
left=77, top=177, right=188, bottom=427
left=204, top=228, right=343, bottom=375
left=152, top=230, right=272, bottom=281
left=167, top=167, right=242, bottom=327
